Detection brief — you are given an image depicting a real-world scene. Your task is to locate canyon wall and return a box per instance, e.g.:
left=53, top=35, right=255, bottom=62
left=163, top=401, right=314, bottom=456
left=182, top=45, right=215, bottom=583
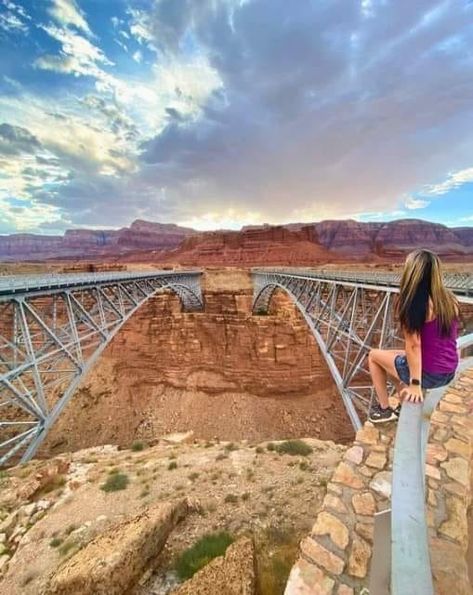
left=1, top=218, right=472, bottom=263
left=44, top=275, right=353, bottom=455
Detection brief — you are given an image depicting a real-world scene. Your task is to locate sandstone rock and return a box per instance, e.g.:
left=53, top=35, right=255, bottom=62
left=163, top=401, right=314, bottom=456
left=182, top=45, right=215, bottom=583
left=171, top=537, right=256, bottom=595
left=161, top=431, right=195, bottom=445
left=323, top=494, right=348, bottom=514
left=347, top=535, right=371, bottom=578
left=444, top=438, right=470, bottom=458
left=355, top=426, right=380, bottom=446
left=344, top=446, right=364, bottom=465
left=312, top=511, right=349, bottom=549
left=441, top=458, right=469, bottom=487
left=300, top=537, right=345, bottom=575
left=355, top=522, right=374, bottom=544
left=425, top=443, right=448, bottom=464
left=285, top=558, right=335, bottom=595
left=352, top=492, right=376, bottom=516
left=369, top=471, right=392, bottom=499
left=338, top=585, right=355, bottom=595
left=45, top=499, right=188, bottom=595
left=332, top=463, right=364, bottom=489
left=365, top=451, right=386, bottom=470
left=425, top=464, right=441, bottom=480
left=439, top=401, right=468, bottom=415
left=438, top=495, right=468, bottom=548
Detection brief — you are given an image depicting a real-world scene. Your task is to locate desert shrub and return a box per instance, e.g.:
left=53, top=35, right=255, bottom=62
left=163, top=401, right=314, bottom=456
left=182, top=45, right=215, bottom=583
left=275, top=440, right=313, bottom=457
left=266, top=442, right=275, bottom=452
left=131, top=441, right=146, bottom=452
left=58, top=540, right=77, bottom=557
left=215, top=453, right=228, bottom=461
left=299, top=461, right=310, bottom=471
left=242, top=492, right=251, bottom=501
left=175, top=532, right=233, bottom=579
left=168, top=461, right=178, bottom=471
left=101, top=472, right=129, bottom=492
left=188, top=472, right=199, bottom=481
left=255, top=446, right=264, bottom=454
left=224, top=493, right=239, bottom=503
left=49, top=537, right=62, bottom=548
left=224, top=442, right=238, bottom=452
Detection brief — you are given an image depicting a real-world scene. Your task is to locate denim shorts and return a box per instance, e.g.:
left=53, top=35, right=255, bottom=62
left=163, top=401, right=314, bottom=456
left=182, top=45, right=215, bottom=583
left=394, top=355, right=455, bottom=390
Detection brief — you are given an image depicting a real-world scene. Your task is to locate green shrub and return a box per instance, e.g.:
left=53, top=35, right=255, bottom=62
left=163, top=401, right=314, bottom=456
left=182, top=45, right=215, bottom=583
left=101, top=472, right=129, bottom=492
left=188, top=472, right=199, bottom=481
left=266, top=442, right=275, bottom=451
left=49, top=537, right=62, bottom=548
left=215, top=453, right=228, bottom=461
left=224, top=442, right=238, bottom=452
left=255, top=446, right=264, bottom=454
left=275, top=440, right=313, bottom=457
left=175, top=532, right=234, bottom=579
left=224, top=493, right=239, bottom=503
left=131, top=441, right=146, bottom=452
left=168, top=461, right=178, bottom=470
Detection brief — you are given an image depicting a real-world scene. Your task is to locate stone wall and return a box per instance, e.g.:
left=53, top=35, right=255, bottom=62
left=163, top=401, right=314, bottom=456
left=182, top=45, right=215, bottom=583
left=285, top=367, right=473, bottom=594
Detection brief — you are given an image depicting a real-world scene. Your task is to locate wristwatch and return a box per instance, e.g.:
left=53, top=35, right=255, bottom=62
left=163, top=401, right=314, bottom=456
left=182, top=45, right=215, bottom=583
left=410, top=378, right=421, bottom=386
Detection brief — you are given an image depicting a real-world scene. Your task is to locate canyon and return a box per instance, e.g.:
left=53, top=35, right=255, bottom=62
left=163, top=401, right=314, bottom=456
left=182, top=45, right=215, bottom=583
left=42, top=269, right=353, bottom=457
left=1, top=218, right=472, bottom=264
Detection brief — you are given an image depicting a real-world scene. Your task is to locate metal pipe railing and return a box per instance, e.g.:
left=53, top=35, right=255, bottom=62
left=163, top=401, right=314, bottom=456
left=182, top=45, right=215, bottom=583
left=391, top=333, right=473, bottom=594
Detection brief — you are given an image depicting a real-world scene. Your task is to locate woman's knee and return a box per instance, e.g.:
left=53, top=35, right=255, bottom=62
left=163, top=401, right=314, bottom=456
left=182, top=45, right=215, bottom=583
left=368, top=348, right=381, bottom=363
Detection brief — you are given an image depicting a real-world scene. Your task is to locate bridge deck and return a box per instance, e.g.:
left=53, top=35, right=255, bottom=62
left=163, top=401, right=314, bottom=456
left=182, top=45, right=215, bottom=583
left=0, top=269, right=202, bottom=298
left=253, top=268, right=473, bottom=297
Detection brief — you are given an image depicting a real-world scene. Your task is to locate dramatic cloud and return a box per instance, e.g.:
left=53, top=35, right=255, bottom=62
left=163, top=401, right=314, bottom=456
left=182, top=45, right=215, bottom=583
left=0, top=0, right=472, bottom=233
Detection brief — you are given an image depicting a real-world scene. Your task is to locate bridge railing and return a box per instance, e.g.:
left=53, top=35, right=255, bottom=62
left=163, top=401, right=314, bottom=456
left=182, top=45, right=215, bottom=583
left=252, top=268, right=473, bottom=296
left=390, top=333, right=473, bottom=595
left=0, top=269, right=202, bottom=295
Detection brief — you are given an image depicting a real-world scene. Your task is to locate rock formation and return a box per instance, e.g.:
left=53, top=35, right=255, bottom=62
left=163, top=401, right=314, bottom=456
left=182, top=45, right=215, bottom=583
left=1, top=217, right=471, bottom=263
left=45, top=500, right=188, bottom=595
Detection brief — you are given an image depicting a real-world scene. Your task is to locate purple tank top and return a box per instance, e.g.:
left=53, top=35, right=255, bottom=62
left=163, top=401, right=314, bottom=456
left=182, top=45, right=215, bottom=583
left=421, top=318, right=459, bottom=374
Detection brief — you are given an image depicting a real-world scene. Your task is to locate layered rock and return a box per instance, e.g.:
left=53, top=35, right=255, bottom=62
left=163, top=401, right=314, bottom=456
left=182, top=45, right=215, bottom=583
left=43, top=279, right=353, bottom=454
left=0, top=220, right=195, bottom=261
left=1, top=217, right=472, bottom=263
left=45, top=500, right=188, bottom=595
left=164, top=225, right=336, bottom=266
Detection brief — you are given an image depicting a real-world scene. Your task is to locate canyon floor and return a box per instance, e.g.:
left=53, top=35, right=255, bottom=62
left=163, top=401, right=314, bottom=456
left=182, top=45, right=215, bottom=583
left=0, top=434, right=345, bottom=594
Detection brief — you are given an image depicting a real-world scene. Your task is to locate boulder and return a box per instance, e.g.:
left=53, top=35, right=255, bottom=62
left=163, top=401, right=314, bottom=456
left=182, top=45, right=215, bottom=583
left=45, top=499, right=188, bottom=595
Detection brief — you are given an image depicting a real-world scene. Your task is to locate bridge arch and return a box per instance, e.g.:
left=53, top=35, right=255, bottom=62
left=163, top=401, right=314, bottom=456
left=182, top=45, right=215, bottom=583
left=252, top=271, right=404, bottom=431
left=0, top=271, right=203, bottom=465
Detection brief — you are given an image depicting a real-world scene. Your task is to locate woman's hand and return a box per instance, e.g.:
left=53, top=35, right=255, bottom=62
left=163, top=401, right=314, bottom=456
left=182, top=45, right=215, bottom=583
left=401, top=384, right=424, bottom=403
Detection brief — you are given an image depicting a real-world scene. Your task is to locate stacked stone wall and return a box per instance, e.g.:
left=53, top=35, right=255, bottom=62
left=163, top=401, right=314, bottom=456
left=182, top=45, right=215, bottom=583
left=286, top=367, right=473, bottom=594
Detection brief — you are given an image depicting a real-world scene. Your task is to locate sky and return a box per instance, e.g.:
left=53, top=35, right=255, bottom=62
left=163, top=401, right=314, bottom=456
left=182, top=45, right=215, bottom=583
left=0, top=0, right=472, bottom=235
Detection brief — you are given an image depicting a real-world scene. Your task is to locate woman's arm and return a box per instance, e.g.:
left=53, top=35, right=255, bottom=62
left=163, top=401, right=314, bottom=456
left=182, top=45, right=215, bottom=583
left=402, top=328, right=424, bottom=403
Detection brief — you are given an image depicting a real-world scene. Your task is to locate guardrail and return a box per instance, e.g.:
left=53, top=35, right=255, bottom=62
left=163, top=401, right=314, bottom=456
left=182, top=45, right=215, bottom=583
left=252, top=268, right=473, bottom=296
left=0, top=269, right=202, bottom=296
left=390, top=333, right=473, bottom=594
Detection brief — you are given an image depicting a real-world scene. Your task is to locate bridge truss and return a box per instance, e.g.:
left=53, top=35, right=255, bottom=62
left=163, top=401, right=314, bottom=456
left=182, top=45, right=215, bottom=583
left=0, top=270, right=203, bottom=466
left=252, top=269, right=473, bottom=430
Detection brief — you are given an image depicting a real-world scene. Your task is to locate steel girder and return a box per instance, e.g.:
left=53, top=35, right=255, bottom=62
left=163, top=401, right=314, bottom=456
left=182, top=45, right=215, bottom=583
left=252, top=270, right=472, bottom=430
left=0, top=270, right=203, bottom=466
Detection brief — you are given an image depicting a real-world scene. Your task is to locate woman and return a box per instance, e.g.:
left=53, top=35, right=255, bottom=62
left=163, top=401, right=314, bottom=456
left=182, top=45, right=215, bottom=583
left=368, top=249, right=459, bottom=424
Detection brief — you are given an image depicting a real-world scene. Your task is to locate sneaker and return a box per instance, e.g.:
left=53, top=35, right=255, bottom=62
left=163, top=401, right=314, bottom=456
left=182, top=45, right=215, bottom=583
left=392, top=403, right=401, bottom=418
left=368, top=401, right=397, bottom=424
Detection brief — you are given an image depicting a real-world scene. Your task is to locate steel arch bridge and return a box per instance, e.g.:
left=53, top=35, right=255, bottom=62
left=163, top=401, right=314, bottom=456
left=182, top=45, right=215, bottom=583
left=0, top=270, right=203, bottom=466
left=252, top=268, right=473, bottom=430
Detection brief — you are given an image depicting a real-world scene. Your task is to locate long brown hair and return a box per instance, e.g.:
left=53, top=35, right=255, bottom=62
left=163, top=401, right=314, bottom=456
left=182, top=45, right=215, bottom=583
left=397, top=249, right=458, bottom=335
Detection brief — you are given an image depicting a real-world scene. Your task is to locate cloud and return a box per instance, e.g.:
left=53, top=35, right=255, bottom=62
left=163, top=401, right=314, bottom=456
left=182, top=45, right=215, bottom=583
left=404, top=196, right=431, bottom=210
left=0, top=0, right=30, bottom=33
left=0, top=123, right=41, bottom=155
left=423, top=167, right=473, bottom=196
left=47, top=0, right=91, bottom=35
left=2, top=0, right=473, bottom=233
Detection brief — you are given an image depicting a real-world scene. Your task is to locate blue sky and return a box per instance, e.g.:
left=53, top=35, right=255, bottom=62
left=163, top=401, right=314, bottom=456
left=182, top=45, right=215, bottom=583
left=0, top=0, right=472, bottom=234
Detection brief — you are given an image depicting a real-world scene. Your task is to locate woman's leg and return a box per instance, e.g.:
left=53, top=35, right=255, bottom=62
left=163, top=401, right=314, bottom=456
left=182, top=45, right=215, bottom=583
left=368, top=349, right=404, bottom=409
